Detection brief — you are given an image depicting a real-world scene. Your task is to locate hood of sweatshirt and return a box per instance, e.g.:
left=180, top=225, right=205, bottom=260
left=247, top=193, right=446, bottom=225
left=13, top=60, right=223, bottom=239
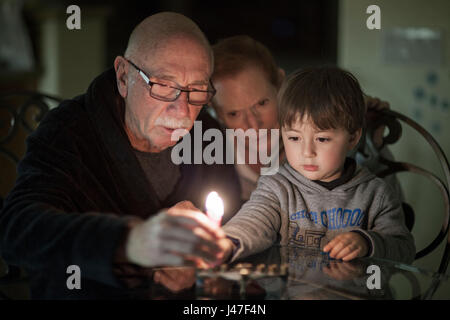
left=279, top=161, right=377, bottom=195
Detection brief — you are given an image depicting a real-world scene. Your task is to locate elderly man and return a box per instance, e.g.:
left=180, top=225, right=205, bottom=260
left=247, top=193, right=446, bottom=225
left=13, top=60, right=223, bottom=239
left=0, top=12, right=237, bottom=299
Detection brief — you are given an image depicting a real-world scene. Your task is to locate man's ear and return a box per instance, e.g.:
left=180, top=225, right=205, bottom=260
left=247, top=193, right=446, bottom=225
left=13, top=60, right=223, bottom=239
left=349, top=128, right=363, bottom=150
left=277, top=68, right=286, bottom=88
left=114, top=56, right=128, bottom=98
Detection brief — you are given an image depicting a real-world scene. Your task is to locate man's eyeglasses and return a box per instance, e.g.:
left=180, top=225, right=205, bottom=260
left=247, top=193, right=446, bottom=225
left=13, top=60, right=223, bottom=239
left=125, top=58, right=216, bottom=106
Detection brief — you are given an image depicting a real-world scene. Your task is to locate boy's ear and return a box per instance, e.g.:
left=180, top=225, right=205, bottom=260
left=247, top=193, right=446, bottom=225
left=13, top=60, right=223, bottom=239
left=348, top=128, right=363, bottom=150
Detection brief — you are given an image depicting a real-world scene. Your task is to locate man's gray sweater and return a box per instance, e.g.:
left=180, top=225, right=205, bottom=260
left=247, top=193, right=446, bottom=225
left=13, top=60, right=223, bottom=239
left=223, top=162, right=416, bottom=264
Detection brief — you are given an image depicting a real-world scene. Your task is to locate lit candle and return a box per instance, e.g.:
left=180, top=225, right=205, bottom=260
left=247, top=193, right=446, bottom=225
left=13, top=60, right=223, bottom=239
left=205, top=191, right=224, bottom=227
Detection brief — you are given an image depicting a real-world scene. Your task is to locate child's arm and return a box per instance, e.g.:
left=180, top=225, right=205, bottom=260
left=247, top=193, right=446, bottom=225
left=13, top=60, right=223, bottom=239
left=352, top=186, right=416, bottom=263
left=221, top=176, right=282, bottom=262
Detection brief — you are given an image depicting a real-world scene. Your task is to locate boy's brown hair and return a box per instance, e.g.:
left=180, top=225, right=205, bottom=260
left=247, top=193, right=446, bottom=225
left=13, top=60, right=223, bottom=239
left=278, top=67, right=366, bottom=134
left=212, top=35, right=282, bottom=87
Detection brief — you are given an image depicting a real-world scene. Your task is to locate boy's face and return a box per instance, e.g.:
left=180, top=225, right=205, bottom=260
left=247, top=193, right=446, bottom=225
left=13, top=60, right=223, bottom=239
left=281, top=116, right=361, bottom=182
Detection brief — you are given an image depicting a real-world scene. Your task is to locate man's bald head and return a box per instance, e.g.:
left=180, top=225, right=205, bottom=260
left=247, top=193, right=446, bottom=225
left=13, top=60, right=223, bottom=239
left=124, top=12, right=213, bottom=68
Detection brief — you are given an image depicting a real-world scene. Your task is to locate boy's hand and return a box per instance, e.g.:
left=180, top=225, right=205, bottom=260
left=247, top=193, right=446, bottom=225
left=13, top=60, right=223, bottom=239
left=322, top=260, right=365, bottom=281
left=323, top=232, right=369, bottom=261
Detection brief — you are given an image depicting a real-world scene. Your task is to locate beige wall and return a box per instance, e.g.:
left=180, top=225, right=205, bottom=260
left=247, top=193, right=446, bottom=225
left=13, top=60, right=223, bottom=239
left=36, top=6, right=110, bottom=99
left=339, top=0, right=450, bottom=288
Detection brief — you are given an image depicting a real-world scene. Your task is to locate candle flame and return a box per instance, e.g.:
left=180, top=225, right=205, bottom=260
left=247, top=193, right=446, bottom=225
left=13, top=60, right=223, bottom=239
left=205, top=191, right=224, bottom=222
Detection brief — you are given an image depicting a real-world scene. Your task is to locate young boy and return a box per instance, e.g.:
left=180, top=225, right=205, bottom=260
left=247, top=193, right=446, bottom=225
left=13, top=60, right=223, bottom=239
left=220, top=67, right=415, bottom=264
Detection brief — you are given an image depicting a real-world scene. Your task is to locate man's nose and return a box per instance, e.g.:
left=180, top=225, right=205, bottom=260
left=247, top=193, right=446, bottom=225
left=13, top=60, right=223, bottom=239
left=243, top=109, right=261, bottom=131
left=171, top=91, right=190, bottom=118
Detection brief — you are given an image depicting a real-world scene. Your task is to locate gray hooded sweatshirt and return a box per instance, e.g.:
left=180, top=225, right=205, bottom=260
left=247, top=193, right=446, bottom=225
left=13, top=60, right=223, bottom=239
left=223, top=162, right=416, bottom=264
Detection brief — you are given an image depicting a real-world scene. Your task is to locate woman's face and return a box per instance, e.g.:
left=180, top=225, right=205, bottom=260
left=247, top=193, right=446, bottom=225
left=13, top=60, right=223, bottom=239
left=212, top=65, right=279, bottom=131
left=211, top=65, right=280, bottom=160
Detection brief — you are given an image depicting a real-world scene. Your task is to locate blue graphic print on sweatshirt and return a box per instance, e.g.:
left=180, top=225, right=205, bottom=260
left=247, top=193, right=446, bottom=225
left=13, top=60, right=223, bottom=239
left=290, top=207, right=365, bottom=229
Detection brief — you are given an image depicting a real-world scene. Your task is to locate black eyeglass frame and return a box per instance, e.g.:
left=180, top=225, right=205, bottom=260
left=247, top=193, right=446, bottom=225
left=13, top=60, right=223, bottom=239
left=125, top=58, right=216, bottom=106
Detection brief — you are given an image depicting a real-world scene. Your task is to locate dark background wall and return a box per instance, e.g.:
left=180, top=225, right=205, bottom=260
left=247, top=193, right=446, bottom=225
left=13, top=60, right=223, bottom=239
left=25, top=0, right=338, bottom=73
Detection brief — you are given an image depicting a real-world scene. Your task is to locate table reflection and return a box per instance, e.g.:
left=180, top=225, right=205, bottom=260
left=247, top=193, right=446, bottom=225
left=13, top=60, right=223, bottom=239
left=123, top=245, right=449, bottom=300
left=196, top=246, right=371, bottom=299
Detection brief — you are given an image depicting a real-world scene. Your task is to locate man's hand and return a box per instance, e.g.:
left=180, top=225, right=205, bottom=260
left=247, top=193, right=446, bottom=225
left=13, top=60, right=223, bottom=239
left=153, top=267, right=196, bottom=292
left=214, top=237, right=235, bottom=265
left=167, top=200, right=199, bottom=212
left=125, top=201, right=226, bottom=268
left=323, top=232, right=369, bottom=261
left=365, top=95, right=390, bottom=113
left=364, top=95, right=390, bottom=148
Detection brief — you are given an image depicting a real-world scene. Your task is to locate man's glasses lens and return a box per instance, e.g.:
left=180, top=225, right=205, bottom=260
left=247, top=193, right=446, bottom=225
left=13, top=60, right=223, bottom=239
left=151, top=83, right=177, bottom=100
left=189, top=91, right=210, bottom=105
left=151, top=83, right=211, bottom=105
